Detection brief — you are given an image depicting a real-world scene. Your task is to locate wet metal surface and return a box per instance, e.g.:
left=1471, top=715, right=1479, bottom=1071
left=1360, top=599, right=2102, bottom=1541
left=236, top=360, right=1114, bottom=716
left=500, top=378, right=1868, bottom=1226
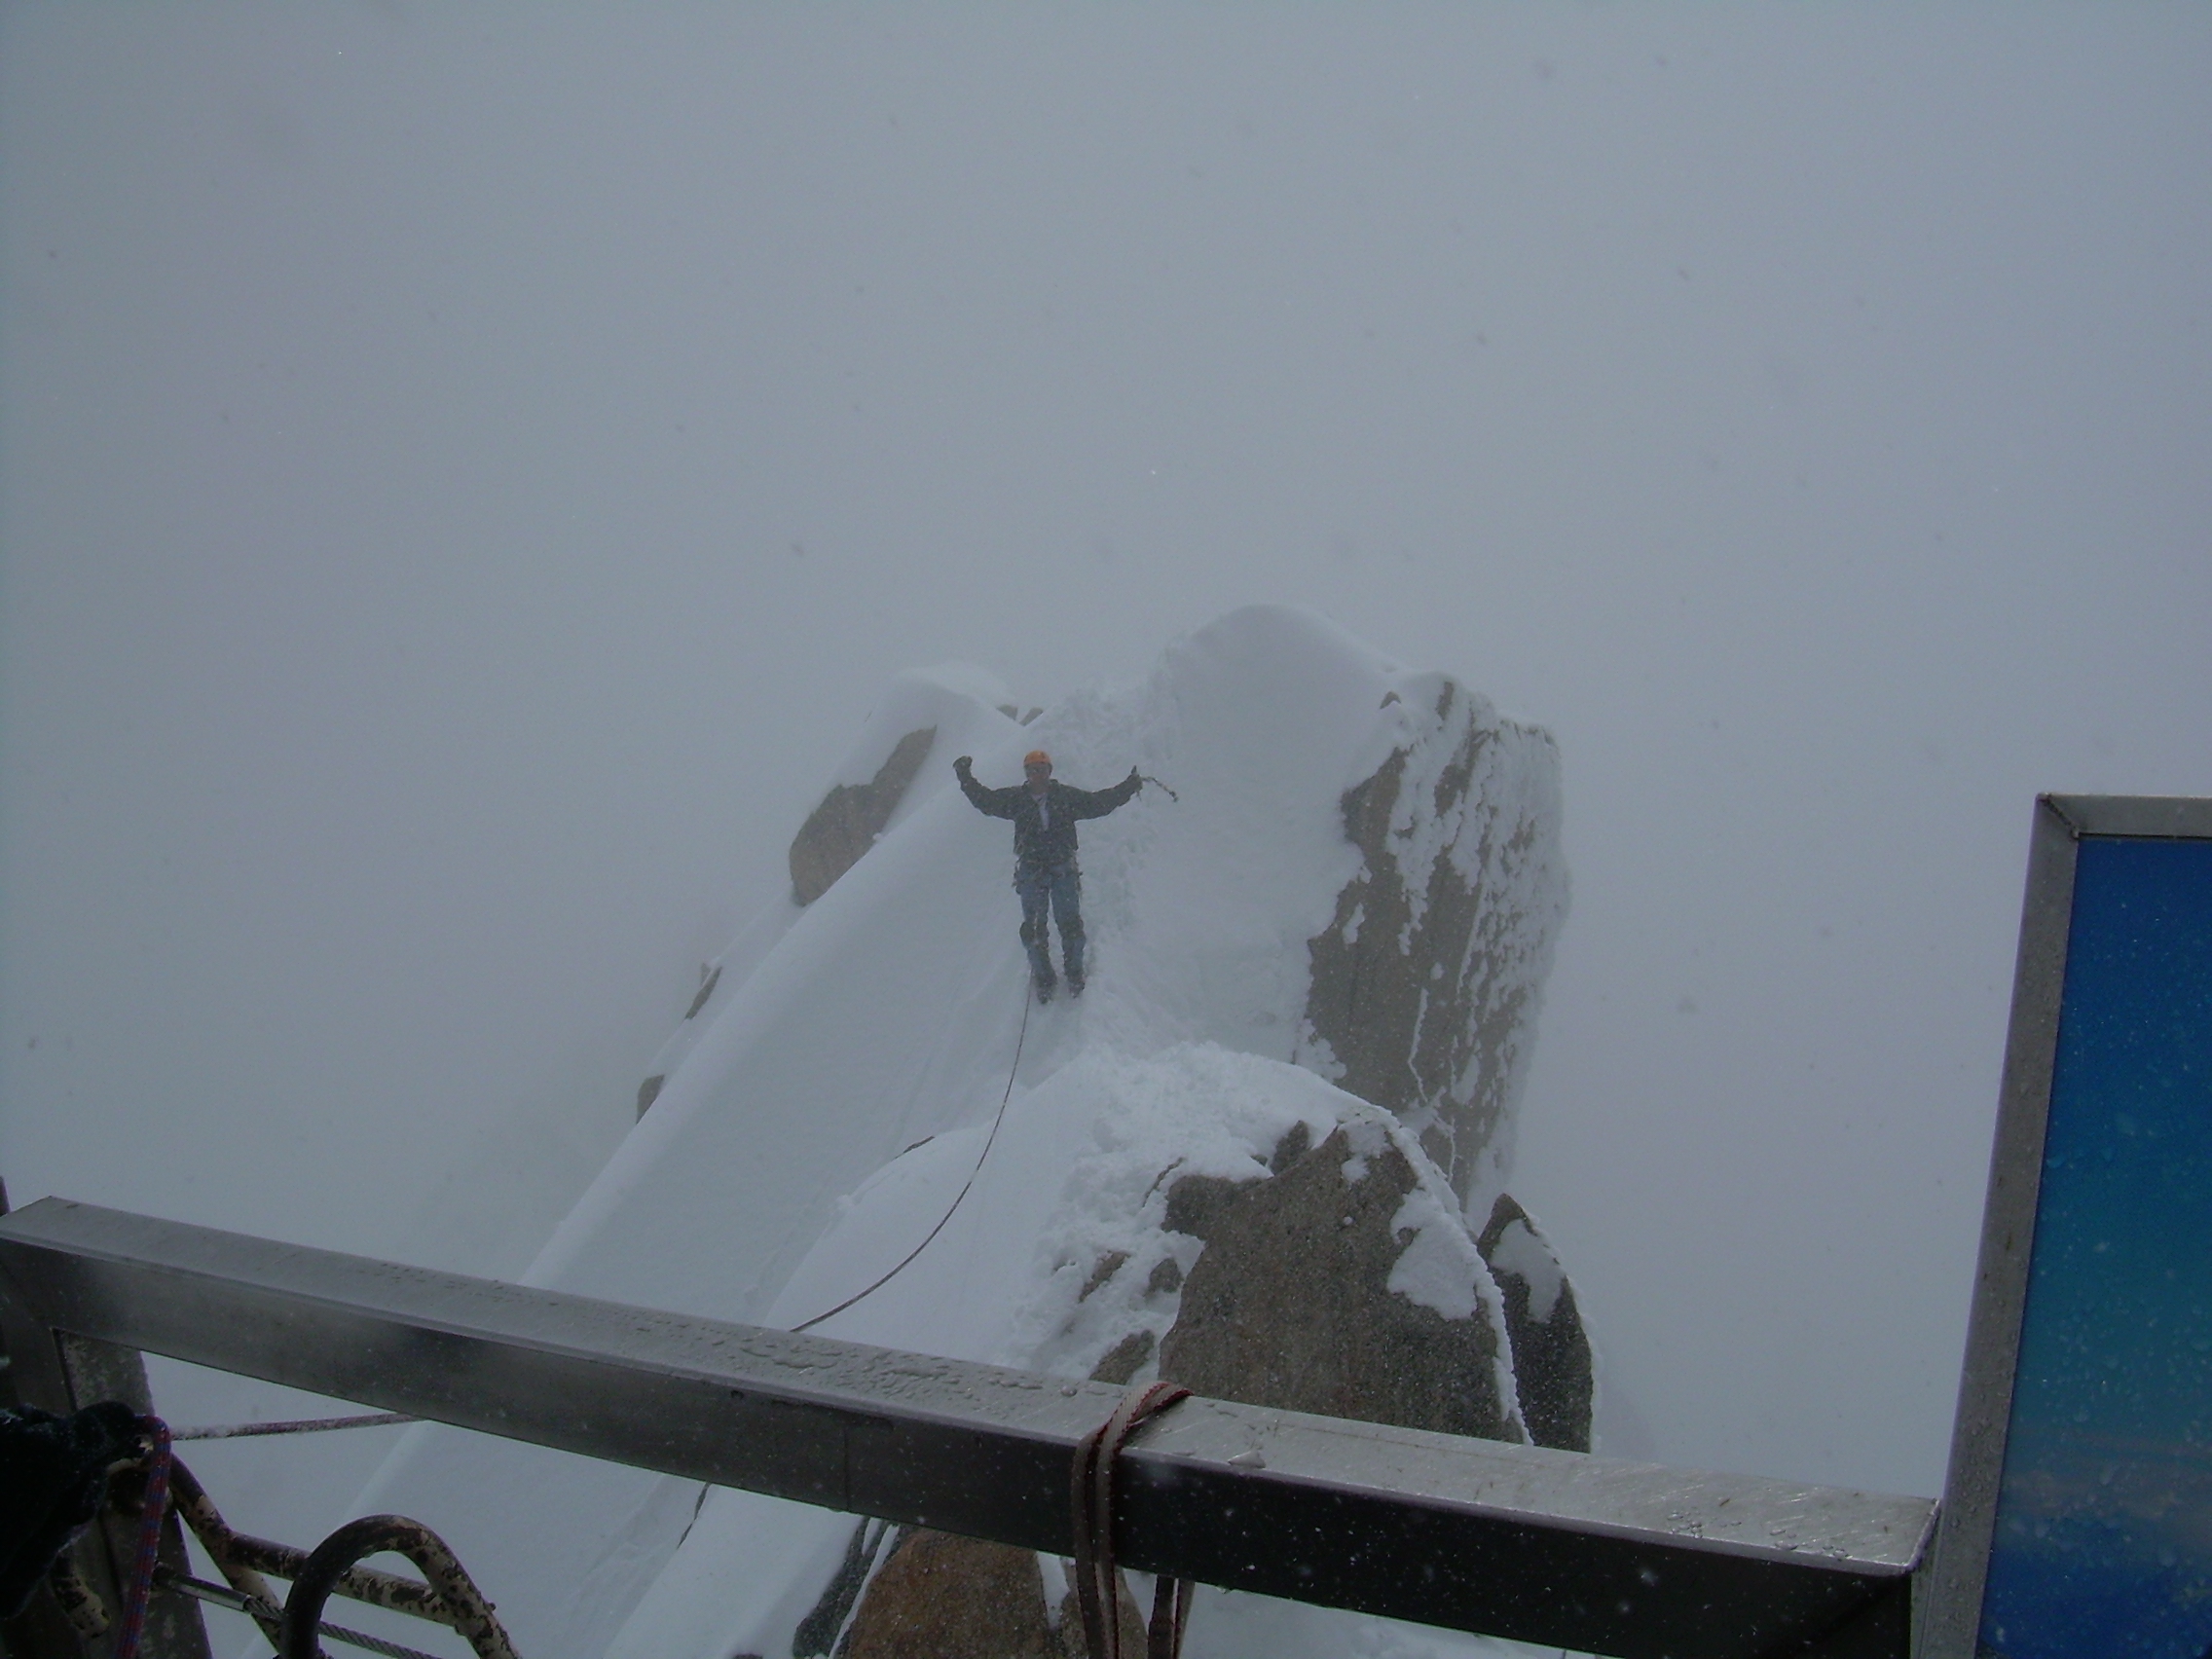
left=0, top=1199, right=1933, bottom=1658
left=1918, top=794, right=2212, bottom=1659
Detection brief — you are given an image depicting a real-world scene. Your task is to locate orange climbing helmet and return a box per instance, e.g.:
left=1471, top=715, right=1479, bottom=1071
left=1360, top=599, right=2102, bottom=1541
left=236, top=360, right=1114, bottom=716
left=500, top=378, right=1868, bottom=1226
left=1023, top=750, right=1052, bottom=769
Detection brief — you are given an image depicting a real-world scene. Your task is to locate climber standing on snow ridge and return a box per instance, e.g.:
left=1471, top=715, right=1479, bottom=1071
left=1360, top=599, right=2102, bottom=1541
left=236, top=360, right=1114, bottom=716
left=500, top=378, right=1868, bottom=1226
left=955, top=749, right=1140, bottom=1003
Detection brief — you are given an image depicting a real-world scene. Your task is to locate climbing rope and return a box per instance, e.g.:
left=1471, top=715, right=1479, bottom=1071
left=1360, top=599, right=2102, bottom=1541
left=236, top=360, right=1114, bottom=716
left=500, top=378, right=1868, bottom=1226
left=1071, top=1382, right=1194, bottom=1659
left=112, top=1418, right=172, bottom=1659
left=791, top=977, right=1033, bottom=1334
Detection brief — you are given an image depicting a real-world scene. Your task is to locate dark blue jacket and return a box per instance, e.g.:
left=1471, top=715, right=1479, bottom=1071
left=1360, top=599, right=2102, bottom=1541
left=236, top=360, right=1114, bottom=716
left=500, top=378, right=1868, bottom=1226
left=958, top=766, right=1140, bottom=873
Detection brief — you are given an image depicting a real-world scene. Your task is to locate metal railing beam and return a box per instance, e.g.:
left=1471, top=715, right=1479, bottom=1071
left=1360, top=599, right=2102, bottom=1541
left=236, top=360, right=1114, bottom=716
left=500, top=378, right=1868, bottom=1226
left=0, top=1199, right=1935, bottom=1659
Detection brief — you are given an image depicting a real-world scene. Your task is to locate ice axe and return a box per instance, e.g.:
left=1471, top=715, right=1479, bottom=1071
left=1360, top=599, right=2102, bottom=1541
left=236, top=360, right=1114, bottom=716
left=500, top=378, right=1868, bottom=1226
left=1139, top=774, right=1179, bottom=801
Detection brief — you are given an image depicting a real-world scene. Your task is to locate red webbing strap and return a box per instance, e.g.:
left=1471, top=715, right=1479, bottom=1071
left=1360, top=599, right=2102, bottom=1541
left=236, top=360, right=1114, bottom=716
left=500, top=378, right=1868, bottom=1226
left=1070, top=1380, right=1193, bottom=1659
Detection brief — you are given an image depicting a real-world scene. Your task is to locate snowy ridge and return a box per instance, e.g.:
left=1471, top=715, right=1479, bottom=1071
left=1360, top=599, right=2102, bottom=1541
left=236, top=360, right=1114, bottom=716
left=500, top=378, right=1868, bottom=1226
left=333, top=607, right=1570, bottom=1659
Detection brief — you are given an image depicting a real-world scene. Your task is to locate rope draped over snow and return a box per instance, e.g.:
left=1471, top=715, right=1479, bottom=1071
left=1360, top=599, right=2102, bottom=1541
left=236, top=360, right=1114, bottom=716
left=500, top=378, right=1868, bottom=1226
left=790, top=976, right=1034, bottom=1334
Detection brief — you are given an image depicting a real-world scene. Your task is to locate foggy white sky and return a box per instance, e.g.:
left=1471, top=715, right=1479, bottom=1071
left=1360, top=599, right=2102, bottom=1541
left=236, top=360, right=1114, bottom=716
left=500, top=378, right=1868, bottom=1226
left=2, top=4, right=2207, bottom=1501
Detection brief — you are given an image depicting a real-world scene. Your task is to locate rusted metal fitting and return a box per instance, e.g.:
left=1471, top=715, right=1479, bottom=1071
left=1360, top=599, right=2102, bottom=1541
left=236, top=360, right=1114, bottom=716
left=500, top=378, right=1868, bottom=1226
left=169, top=1459, right=457, bottom=1628
left=279, top=1515, right=519, bottom=1659
left=47, top=1556, right=109, bottom=1639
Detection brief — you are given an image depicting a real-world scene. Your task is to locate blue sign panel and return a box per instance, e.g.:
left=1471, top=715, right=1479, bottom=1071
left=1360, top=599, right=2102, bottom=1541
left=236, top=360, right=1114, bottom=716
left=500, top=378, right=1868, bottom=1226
left=1978, top=837, right=2212, bottom=1659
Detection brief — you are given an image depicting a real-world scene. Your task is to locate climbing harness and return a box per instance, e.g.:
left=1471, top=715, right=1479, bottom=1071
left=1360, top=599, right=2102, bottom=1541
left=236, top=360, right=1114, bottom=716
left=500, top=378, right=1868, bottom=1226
left=791, top=977, right=1033, bottom=1334
left=1071, top=1382, right=1194, bottom=1659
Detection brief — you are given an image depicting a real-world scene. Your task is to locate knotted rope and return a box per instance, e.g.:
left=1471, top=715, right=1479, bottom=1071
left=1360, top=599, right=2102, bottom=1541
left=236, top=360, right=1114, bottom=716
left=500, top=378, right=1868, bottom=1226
left=1071, top=1381, right=1194, bottom=1659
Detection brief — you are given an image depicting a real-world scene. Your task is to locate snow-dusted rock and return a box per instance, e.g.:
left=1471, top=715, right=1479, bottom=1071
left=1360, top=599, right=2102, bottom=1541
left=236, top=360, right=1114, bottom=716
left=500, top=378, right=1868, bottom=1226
left=1160, top=1119, right=1524, bottom=1443
left=835, top=1529, right=1060, bottom=1659
left=790, top=724, right=940, bottom=905
left=1476, top=1193, right=1593, bottom=1452
left=802, top=1051, right=1530, bottom=1658
left=1304, top=676, right=1567, bottom=1208
left=786, top=1517, right=1145, bottom=1659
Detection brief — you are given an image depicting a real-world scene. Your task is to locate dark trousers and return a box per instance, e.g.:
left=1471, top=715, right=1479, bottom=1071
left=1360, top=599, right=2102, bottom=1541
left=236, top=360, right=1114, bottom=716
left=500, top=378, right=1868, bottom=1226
left=1015, top=863, right=1085, bottom=985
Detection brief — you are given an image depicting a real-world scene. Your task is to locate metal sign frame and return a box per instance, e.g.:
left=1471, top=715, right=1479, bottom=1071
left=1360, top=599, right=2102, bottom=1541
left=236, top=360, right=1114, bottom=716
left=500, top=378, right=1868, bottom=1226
left=1916, top=793, right=2212, bottom=1659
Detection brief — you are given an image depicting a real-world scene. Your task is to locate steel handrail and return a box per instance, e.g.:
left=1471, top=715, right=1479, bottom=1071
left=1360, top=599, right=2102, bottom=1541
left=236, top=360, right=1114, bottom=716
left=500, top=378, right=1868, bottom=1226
left=0, top=1198, right=1935, bottom=1659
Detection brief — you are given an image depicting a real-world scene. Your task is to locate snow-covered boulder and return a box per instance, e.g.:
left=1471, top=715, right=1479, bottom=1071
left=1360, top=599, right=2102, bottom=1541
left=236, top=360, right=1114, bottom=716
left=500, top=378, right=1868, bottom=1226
left=1160, top=1117, right=1524, bottom=1442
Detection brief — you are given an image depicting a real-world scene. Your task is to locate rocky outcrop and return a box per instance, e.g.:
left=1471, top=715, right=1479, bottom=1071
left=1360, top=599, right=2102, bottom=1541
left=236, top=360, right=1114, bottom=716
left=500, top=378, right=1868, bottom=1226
left=1088, top=1328, right=1156, bottom=1385
left=832, top=1113, right=1531, bottom=1658
left=793, top=1520, right=898, bottom=1657
left=1157, top=1122, right=1522, bottom=1443
left=836, top=1530, right=1057, bottom=1659
left=830, top=1528, right=1141, bottom=1659
left=635, top=964, right=725, bottom=1117
left=1476, top=1194, right=1593, bottom=1453
left=789, top=727, right=939, bottom=905
left=1302, top=679, right=1565, bottom=1208
left=1287, top=676, right=1592, bottom=1452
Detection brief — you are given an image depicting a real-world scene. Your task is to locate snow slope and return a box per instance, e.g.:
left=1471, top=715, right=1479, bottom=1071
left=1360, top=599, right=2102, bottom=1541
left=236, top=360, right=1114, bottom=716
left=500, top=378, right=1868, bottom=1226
left=338, top=606, right=1568, bottom=1659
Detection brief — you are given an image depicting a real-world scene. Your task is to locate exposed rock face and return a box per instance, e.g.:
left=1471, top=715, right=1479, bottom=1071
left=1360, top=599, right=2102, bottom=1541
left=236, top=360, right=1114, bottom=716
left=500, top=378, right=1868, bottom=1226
left=1302, top=679, right=1566, bottom=1207
left=1477, top=1194, right=1594, bottom=1453
left=789, top=727, right=939, bottom=905
left=833, top=1529, right=1140, bottom=1659
left=636, top=964, right=724, bottom=1117
left=793, top=1520, right=897, bottom=1657
left=833, top=1114, right=1534, bottom=1657
left=1158, top=1123, right=1523, bottom=1443
left=837, top=1530, right=1058, bottom=1659
left=1088, top=1328, right=1155, bottom=1385
left=1047, top=1581, right=1146, bottom=1659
